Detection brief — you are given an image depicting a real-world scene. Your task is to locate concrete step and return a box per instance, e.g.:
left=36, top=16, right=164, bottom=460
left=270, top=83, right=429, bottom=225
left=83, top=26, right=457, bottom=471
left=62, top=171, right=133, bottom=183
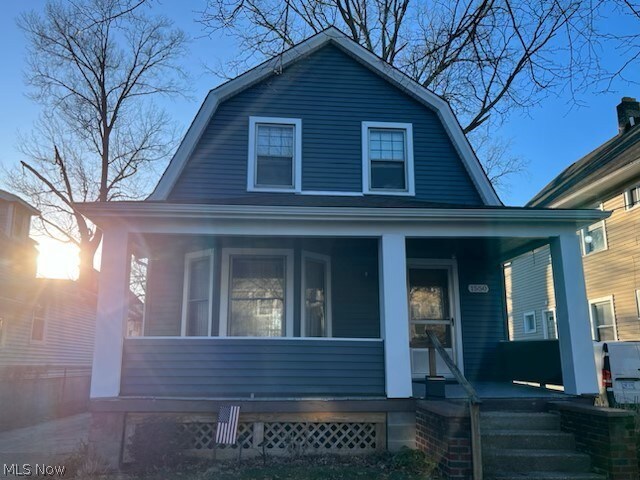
left=483, top=449, right=592, bottom=474
left=483, top=430, right=575, bottom=450
left=489, top=473, right=606, bottom=480
left=481, top=411, right=560, bottom=431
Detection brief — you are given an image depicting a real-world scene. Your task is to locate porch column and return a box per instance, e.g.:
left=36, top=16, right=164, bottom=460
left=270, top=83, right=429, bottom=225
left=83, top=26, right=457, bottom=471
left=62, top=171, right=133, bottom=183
left=550, top=233, right=599, bottom=395
left=90, top=227, right=129, bottom=398
left=379, top=234, right=412, bottom=398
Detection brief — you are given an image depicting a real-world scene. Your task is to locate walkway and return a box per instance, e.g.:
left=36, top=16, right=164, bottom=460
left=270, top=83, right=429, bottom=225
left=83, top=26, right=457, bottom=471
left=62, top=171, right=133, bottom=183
left=0, top=413, right=90, bottom=476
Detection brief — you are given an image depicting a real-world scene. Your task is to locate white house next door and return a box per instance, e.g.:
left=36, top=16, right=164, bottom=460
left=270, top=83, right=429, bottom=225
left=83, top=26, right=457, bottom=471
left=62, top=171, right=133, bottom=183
left=408, top=261, right=462, bottom=378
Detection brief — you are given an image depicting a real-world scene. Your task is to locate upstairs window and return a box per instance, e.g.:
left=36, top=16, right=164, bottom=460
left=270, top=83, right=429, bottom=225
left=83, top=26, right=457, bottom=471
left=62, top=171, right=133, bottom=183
left=248, top=117, right=301, bottom=192
left=580, top=220, right=607, bottom=255
left=625, top=186, right=640, bottom=210
left=362, top=122, right=414, bottom=195
left=30, top=304, right=46, bottom=344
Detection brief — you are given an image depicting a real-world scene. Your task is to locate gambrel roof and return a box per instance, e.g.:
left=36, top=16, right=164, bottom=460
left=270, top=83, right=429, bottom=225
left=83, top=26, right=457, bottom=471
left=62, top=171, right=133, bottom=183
left=149, top=27, right=500, bottom=205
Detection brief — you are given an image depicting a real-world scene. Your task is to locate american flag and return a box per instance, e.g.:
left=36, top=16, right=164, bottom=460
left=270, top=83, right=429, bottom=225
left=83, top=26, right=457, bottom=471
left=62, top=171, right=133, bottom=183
left=215, top=405, right=240, bottom=445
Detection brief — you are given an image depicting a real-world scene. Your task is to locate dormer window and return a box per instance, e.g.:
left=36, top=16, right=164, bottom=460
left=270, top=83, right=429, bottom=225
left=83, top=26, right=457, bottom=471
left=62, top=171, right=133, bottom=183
left=248, top=117, right=302, bottom=192
left=362, top=122, right=414, bottom=195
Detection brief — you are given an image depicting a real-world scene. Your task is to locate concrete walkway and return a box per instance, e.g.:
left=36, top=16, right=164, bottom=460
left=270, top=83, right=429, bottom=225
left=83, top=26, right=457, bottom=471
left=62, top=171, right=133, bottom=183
left=0, top=413, right=90, bottom=476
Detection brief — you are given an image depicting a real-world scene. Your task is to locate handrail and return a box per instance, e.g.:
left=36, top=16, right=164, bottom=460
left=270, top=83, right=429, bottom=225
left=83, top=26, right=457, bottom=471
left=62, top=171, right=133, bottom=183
left=426, top=330, right=483, bottom=480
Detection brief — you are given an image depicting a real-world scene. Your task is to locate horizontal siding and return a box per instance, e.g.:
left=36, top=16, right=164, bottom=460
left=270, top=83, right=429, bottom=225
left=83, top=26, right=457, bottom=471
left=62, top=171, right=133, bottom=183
left=582, top=192, right=640, bottom=340
left=120, top=338, right=385, bottom=397
left=506, top=246, right=556, bottom=341
left=169, top=44, right=483, bottom=205
left=0, top=285, right=96, bottom=367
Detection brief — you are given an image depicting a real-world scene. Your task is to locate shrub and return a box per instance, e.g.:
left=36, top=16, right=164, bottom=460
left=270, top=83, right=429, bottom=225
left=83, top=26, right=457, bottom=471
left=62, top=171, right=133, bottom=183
left=391, top=447, right=437, bottom=476
left=128, top=419, right=192, bottom=472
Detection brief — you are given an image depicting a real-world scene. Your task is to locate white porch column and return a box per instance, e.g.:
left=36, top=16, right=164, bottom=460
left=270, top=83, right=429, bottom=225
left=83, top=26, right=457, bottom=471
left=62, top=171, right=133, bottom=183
left=90, top=227, right=129, bottom=398
left=550, top=233, right=599, bottom=395
left=379, top=234, right=413, bottom=398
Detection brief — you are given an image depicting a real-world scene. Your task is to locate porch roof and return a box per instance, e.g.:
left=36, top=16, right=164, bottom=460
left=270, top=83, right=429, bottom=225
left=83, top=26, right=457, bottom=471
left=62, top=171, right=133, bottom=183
left=77, top=199, right=608, bottom=229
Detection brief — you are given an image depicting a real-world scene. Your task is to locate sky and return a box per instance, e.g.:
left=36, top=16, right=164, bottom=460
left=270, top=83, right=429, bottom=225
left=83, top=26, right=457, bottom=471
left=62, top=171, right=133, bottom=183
left=0, top=1, right=635, bottom=277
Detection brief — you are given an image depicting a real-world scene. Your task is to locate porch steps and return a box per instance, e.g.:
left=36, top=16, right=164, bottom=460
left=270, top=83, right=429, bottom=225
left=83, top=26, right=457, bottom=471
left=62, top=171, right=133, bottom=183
left=481, top=412, right=605, bottom=480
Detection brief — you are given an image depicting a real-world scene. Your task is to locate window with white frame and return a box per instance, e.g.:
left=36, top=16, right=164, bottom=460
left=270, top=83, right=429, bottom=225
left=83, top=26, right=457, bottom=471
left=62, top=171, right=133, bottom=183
left=30, top=304, right=46, bottom=343
left=625, top=186, right=640, bottom=210
left=248, top=117, right=301, bottom=192
left=589, top=297, right=617, bottom=342
left=580, top=220, right=607, bottom=255
left=221, top=249, right=294, bottom=337
left=635, top=289, right=640, bottom=317
left=523, top=311, right=536, bottom=334
left=362, top=122, right=414, bottom=195
left=181, top=250, right=215, bottom=337
left=302, top=252, right=332, bottom=337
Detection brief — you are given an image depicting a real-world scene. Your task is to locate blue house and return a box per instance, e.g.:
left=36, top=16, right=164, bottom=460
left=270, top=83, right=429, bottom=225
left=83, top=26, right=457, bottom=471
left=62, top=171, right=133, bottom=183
left=80, top=28, right=612, bottom=477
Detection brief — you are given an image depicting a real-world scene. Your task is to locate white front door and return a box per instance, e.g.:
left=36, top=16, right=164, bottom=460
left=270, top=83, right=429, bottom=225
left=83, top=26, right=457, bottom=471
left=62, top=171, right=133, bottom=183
left=408, top=262, right=461, bottom=378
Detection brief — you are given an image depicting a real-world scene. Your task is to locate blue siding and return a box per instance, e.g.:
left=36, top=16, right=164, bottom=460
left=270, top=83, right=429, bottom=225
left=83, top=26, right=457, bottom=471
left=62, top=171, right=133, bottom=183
left=169, top=44, right=483, bottom=205
left=121, top=338, right=385, bottom=397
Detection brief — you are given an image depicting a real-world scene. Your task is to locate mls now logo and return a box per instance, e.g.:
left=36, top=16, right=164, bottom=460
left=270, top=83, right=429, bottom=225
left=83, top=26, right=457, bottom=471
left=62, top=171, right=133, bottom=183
left=3, top=464, right=67, bottom=476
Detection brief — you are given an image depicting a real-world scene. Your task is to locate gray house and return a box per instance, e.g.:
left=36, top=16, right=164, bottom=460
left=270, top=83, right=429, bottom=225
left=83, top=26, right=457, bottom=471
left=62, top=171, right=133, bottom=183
left=0, top=190, right=96, bottom=430
left=80, top=28, right=609, bottom=475
left=506, top=97, right=640, bottom=343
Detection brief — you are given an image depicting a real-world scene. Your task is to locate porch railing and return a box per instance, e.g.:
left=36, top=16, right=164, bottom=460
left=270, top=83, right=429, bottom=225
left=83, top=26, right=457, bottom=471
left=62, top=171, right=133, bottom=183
left=426, top=331, right=483, bottom=480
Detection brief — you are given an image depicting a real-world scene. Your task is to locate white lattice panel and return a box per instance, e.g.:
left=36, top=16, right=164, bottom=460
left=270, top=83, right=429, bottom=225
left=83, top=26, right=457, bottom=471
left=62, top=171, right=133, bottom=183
left=182, top=422, right=253, bottom=450
left=263, top=422, right=377, bottom=452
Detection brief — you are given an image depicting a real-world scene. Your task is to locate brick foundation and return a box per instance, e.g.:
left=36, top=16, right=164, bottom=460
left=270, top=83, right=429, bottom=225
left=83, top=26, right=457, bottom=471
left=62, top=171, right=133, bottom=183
left=549, top=401, right=639, bottom=480
left=415, top=400, right=473, bottom=480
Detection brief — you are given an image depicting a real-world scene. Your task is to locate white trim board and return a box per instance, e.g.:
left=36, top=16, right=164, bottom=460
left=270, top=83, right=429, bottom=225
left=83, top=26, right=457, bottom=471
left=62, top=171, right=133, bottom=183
left=147, top=27, right=500, bottom=205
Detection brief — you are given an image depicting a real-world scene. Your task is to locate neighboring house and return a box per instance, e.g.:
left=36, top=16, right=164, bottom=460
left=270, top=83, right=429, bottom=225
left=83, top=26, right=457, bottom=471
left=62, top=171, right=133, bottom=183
left=79, top=28, right=606, bottom=467
left=507, top=97, right=640, bottom=343
left=0, top=189, right=96, bottom=430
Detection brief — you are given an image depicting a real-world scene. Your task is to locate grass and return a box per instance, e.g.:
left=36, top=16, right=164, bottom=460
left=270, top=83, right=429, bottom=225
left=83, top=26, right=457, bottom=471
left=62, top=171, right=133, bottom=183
left=134, top=454, right=436, bottom=480
left=64, top=450, right=439, bottom=480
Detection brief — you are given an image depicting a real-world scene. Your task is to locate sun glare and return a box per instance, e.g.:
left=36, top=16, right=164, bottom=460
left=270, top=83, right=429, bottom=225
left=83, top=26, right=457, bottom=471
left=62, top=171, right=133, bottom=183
left=36, top=237, right=80, bottom=280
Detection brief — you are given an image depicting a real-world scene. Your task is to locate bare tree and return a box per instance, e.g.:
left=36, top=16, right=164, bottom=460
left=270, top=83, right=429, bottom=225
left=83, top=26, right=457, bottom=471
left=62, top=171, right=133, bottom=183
left=199, top=0, right=608, bottom=187
left=5, top=0, right=187, bottom=281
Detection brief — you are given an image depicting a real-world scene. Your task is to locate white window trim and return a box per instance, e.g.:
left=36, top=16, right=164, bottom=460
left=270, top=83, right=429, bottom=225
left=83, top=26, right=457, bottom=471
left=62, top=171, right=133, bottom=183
left=579, top=219, right=608, bottom=256
left=624, top=186, right=640, bottom=210
left=180, top=249, right=215, bottom=337
left=542, top=308, right=557, bottom=340
left=588, top=295, right=618, bottom=342
left=523, top=311, right=537, bottom=334
left=301, top=251, right=332, bottom=338
left=361, top=121, right=415, bottom=196
left=30, top=304, right=47, bottom=345
left=247, top=116, right=302, bottom=193
left=636, top=289, right=640, bottom=318
left=0, top=316, right=6, bottom=348
left=219, top=248, right=294, bottom=337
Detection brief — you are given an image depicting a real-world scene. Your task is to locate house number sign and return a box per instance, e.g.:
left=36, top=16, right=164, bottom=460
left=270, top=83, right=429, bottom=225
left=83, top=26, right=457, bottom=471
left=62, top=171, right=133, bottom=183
left=468, top=284, right=489, bottom=294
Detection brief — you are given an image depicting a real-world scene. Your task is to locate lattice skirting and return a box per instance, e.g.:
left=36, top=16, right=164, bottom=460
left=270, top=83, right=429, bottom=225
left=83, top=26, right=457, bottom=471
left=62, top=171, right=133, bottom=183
left=123, top=413, right=386, bottom=461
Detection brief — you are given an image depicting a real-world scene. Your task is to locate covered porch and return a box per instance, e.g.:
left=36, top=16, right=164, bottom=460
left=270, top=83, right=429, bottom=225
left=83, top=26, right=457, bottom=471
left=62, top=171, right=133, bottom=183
left=81, top=202, right=607, bottom=402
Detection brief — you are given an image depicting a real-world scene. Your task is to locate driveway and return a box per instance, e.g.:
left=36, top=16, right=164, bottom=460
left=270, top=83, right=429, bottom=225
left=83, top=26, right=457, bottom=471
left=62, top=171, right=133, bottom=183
left=0, top=413, right=89, bottom=477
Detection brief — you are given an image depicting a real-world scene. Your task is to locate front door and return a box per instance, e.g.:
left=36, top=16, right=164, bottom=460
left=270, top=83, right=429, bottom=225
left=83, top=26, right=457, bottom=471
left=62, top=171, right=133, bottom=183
left=408, top=265, right=458, bottom=378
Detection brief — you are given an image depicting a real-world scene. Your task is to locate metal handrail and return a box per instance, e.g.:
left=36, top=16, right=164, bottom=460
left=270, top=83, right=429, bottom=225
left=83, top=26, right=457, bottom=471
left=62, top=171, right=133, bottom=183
left=426, top=330, right=483, bottom=480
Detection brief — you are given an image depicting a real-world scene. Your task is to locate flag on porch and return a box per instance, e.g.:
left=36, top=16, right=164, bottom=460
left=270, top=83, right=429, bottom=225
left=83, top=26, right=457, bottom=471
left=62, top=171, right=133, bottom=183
left=215, top=405, right=240, bottom=445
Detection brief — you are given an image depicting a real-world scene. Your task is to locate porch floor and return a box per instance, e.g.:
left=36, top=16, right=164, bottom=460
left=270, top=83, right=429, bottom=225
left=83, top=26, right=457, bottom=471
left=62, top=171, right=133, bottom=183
left=411, top=380, right=569, bottom=400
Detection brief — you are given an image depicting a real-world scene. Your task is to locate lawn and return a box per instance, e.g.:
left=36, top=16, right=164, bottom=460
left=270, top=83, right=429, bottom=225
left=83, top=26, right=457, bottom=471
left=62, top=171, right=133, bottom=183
left=68, top=450, right=439, bottom=480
